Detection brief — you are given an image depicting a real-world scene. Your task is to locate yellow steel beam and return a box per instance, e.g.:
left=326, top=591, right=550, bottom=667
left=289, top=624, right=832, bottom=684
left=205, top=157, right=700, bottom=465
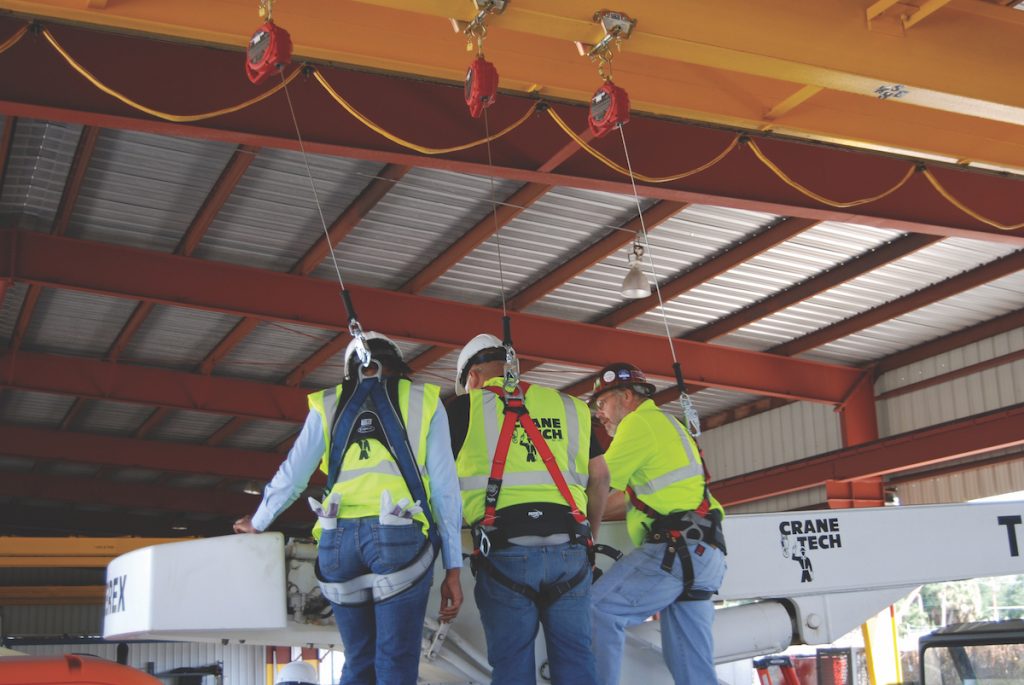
left=2, top=0, right=1024, bottom=170
left=902, top=0, right=956, bottom=30
left=0, top=585, right=105, bottom=605
left=0, top=537, right=186, bottom=567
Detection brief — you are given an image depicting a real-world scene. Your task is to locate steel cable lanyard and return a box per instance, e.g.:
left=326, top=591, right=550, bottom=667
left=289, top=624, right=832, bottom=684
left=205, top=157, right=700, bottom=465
left=584, top=13, right=723, bottom=599
left=261, top=1, right=441, bottom=591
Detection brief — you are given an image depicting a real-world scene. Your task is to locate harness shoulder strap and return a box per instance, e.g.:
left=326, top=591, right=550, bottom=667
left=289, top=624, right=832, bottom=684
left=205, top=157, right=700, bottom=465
left=481, top=383, right=586, bottom=528
left=327, top=377, right=440, bottom=551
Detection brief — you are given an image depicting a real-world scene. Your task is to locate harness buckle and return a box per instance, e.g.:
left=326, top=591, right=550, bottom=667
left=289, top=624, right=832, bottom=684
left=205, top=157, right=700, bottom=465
left=478, top=528, right=492, bottom=557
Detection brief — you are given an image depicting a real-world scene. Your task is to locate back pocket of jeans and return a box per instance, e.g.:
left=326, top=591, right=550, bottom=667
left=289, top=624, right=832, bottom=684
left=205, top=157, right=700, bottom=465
left=375, top=522, right=425, bottom=573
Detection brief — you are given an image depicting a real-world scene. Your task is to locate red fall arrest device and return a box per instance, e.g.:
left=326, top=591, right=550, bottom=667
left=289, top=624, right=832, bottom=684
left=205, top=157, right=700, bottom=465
left=588, top=81, right=630, bottom=138
left=465, top=55, right=498, bottom=118
left=246, top=21, right=293, bottom=85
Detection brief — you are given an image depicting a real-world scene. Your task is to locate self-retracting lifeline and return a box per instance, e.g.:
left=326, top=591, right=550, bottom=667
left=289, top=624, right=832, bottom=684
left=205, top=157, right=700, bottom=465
left=315, top=370, right=441, bottom=606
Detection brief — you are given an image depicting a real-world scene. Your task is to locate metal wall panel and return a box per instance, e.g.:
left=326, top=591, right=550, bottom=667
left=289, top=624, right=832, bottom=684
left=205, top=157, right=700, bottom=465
left=1, top=604, right=103, bottom=637
left=895, top=457, right=1024, bottom=505
left=876, top=325, right=1024, bottom=436
left=725, top=486, right=828, bottom=515
left=700, top=401, right=842, bottom=480
left=17, top=641, right=265, bottom=685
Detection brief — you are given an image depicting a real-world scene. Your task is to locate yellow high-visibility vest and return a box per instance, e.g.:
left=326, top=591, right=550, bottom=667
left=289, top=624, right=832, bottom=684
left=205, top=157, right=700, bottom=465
left=457, top=379, right=590, bottom=526
left=605, top=399, right=725, bottom=546
left=308, top=378, right=438, bottom=540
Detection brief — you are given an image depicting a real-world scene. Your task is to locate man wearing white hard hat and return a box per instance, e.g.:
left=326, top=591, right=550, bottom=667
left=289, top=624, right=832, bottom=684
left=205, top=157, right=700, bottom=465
left=275, top=660, right=318, bottom=685
left=235, top=333, right=464, bottom=685
left=447, top=333, right=609, bottom=685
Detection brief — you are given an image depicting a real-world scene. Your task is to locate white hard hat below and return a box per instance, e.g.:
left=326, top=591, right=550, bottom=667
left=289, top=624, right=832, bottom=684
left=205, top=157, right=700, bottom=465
left=343, top=332, right=405, bottom=379
left=276, top=660, right=318, bottom=685
left=455, top=333, right=505, bottom=395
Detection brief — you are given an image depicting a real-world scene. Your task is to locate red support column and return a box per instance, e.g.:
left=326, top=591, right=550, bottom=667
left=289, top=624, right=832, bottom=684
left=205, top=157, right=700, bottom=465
left=834, top=370, right=882, bottom=508
left=839, top=371, right=879, bottom=447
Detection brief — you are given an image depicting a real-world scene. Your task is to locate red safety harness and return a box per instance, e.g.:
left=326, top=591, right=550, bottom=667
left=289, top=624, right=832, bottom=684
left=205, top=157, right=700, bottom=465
left=469, top=382, right=593, bottom=606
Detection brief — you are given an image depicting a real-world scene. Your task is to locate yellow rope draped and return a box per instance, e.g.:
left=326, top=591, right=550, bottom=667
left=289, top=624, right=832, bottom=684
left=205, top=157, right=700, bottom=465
left=9, top=23, right=1022, bottom=230
left=546, top=106, right=739, bottom=183
left=312, top=68, right=536, bottom=155
left=0, top=24, right=27, bottom=56
left=41, top=27, right=300, bottom=123
left=921, top=169, right=1024, bottom=231
left=745, top=138, right=916, bottom=209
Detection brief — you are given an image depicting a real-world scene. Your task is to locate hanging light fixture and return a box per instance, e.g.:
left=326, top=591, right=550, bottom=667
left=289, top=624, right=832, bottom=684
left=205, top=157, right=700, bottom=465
left=621, top=240, right=651, bottom=299
left=242, top=480, right=263, bottom=496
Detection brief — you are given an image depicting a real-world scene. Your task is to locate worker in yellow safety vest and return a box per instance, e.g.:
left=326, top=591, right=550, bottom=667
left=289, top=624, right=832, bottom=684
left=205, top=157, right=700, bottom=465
left=234, top=333, right=463, bottom=685
left=589, top=362, right=727, bottom=685
left=447, top=333, right=610, bottom=685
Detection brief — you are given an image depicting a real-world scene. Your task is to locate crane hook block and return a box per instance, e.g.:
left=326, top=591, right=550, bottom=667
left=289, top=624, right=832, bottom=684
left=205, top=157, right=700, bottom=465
left=246, top=21, right=293, bottom=85
left=588, top=81, right=630, bottom=138
left=465, top=55, right=499, bottom=118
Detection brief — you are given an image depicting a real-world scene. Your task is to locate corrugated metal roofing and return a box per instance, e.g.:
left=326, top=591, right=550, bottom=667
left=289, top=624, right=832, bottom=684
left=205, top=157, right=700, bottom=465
left=325, top=167, right=519, bottom=290
left=119, top=304, right=241, bottom=371
left=20, top=289, right=136, bottom=357
left=198, top=147, right=386, bottom=272
left=221, top=418, right=298, bottom=451
left=423, top=186, right=646, bottom=306
left=70, top=399, right=153, bottom=436
left=67, top=128, right=237, bottom=251
left=215, top=320, right=338, bottom=383
left=527, top=204, right=779, bottom=325
left=0, top=118, right=82, bottom=231
left=0, top=390, right=74, bottom=427
left=147, top=409, right=232, bottom=444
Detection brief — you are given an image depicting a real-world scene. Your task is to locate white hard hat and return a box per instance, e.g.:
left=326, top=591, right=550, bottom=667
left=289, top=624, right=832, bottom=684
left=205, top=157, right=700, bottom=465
left=343, top=332, right=408, bottom=379
left=455, top=333, right=505, bottom=395
left=276, top=660, right=318, bottom=685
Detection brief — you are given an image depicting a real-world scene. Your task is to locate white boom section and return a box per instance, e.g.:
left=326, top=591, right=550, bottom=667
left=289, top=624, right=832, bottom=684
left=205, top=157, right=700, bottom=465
left=104, top=502, right=1024, bottom=684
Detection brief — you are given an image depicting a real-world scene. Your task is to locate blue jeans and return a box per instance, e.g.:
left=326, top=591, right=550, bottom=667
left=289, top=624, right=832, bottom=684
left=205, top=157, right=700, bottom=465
left=318, top=517, right=431, bottom=685
left=591, top=541, right=726, bottom=685
left=474, top=542, right=596, bottom=685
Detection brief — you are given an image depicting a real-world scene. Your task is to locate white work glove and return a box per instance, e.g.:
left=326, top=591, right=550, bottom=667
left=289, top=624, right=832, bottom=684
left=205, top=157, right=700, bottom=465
left=308, top=492, right=341, bottom=530
left=379, top=489, right=423, bottom=526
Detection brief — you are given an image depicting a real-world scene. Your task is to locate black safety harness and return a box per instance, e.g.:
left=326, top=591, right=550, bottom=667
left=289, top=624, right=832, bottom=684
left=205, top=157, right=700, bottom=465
left=468, top=382, right=593, bottom=607
left=625, top=443, right=727, bottom=602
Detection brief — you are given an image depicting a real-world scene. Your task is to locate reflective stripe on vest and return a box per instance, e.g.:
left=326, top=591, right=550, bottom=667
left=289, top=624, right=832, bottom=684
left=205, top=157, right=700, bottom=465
left=628, top=409, right=703, bottom=495
left=309, top=380, right=437, bottom=537
left=458, top=381, right=589, bottom=525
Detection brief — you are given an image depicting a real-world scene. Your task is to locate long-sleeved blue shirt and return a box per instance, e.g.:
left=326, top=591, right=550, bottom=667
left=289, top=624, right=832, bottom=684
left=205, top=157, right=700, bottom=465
left=251, top=389, right=463, bottom=569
